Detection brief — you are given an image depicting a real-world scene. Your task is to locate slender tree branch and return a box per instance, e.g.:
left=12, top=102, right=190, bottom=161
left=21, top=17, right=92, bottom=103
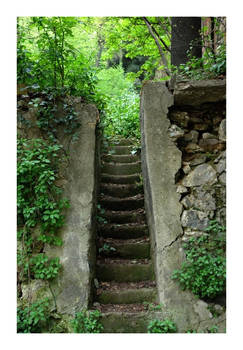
left=142, top=17, right=170, bottom=75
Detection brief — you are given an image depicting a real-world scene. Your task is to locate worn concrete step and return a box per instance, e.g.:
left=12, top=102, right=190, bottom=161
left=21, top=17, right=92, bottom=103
left=99, top=195, right=144, bottom=211
left=101, top=161, right=141, bottom=176
left=106, top=145, right=134, bottom=155
left=102, top=154, right=140, bottom=163
left=100, top=183, right=143, bottom=198
left=102, top=210, right=145, bottom=224
left=96, top=287, right=157, bottom=304
left=98, top=238, right=150, bottom=258
left=98, top=310, right=164, bottom=333
left=98, top=223, right=148, bottom=239
left=108, top=139, right=135, bottom=146
left=96, top=259, right=154, bottom=282
left=101, top=173, right=140, bottom=185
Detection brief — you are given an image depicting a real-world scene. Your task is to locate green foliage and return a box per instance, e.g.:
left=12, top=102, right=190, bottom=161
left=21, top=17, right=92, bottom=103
left=29, top=254, right=61, bottom=280
left=71, top=310, right=103, bottom=333
left=147, top=319, right=177, bottom=333
left=17, top=298, right=50, bottom=333
left=173, top=43, right=226, bottom=80
left=17, top=138, right=69, bottom=243
left=17, top=137, right=69, bottom=289
left=32, top=87, right=81, bottom=141
left=97, top=66, right=140, bottom=139
left=171, top=221, right=226, bottom=299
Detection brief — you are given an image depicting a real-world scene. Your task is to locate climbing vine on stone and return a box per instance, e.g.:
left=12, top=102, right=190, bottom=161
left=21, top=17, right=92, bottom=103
left=17, top=138, right=70, bottom=332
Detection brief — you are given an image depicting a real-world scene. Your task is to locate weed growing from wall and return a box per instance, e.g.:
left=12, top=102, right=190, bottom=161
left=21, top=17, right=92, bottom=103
left=171, top=220, right=226, bottom=299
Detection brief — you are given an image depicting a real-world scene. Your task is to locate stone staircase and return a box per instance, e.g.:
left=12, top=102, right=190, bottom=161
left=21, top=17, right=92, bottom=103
left=92, top=139, right=159, bottom=333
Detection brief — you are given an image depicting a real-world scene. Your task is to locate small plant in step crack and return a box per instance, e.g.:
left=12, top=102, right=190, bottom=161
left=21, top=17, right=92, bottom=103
left=206, top=325, right=218, bottom=333
left=70, top=309, right=103, bottom=333
left=96, top=216, right=108, bottom=224
left=143, top=302, right=163, bottom=311
left=186, top=329, right=197, bottom=333
left=99, top=243, right=116, bottom=255
left=96, top=204, right=107, bottom=224
left=147, top=319, right=177, bottom=333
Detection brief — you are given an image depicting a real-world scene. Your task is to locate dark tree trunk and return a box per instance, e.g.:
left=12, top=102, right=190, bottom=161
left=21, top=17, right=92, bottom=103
left=171, top=17, right=202, bottom=66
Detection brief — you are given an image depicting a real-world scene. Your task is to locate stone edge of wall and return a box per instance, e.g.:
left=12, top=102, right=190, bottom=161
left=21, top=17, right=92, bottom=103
left=45, top=103, right=99, bottom=316
left=140, top=81, right=226, bottom=332
left=173, top=79, right=226, bottom=106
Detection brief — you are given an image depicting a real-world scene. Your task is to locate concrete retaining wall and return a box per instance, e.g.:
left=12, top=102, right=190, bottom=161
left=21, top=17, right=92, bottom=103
left=46, top=103, right=99, bottom=316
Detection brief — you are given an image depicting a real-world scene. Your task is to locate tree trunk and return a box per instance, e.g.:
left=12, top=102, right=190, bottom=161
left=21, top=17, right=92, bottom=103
left=171, top=17, right=202, bottom=66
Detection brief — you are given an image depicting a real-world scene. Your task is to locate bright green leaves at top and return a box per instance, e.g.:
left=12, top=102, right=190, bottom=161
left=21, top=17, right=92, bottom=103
left=96, top=66, right=140, bottom=139
left=101, top=17, right=171, bottom=79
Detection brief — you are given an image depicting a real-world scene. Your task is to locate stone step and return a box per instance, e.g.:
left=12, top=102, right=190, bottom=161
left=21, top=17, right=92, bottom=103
left=98, top=310, right=164, bottom=333
left=101, top=161, right=141, bottom=176
left=108, top=139, right=135, bottom=146
left=101, top=173, right=140, bottom=185
left=98, top=223, right=148, bottom=239
left=98, top=238, right=150, bottom=258
left=106, top=145, right=134, bottom=155
left=102, top=154, right=140, bottom=163
left=96, top=259, right=154, bottom=282
left=100, top=183, right=143, bottom=198
left=99, top=195, right=144, bottom=211
left=102, top=210, right=146, bottom=224
left=96, top=287, right=157, bottom=304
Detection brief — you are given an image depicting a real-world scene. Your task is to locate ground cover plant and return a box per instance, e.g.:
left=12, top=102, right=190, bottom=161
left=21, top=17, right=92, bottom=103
left=171, top=220, right=226, bottom=299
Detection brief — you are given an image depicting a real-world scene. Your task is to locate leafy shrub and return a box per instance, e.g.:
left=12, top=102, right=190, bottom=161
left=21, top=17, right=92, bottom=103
left=172, top=221, right=226, bottom=299
left=147, top=319, right=177, bottom=333
left=97, top=66, right=140, bottom=139
left=17, top=138, right=69, bottom=245
left=173, top=44, right=226, bottom=80
left=71, top=310, right=103, bottom=333
left=29, top=254, right=61, bottom=280
left=17, top=298, right=50, bottom=333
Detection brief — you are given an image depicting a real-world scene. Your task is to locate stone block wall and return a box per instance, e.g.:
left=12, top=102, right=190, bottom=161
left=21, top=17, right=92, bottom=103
left=168, top=82, right=226, bottom=241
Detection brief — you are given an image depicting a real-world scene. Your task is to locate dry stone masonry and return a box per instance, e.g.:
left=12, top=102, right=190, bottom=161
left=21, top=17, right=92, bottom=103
left=169, top=80, right=226, bottom=240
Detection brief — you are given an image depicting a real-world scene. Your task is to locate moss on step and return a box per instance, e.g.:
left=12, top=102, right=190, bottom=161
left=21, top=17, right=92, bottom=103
left=96, top=261, right=154, bottom=282
left=102, top=154, right=140, bottom=163
left=110, top=241, right=150, bottom=259
left=97, top=288, right=157, bottom=304
left=102, top=210, right=145, bottom=224
left=100, top=183, right=143, bottom=198
left=100, top=311, right=165, bottom=333
left=107, top=145, right=134, bottom=155
left=101, top=173, right=141, bottom=184
left=99, top=223, right=148, bottom=239
left=100, top=196, right=144, bottom=211
left=101, top=162, right=141, bottom=176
